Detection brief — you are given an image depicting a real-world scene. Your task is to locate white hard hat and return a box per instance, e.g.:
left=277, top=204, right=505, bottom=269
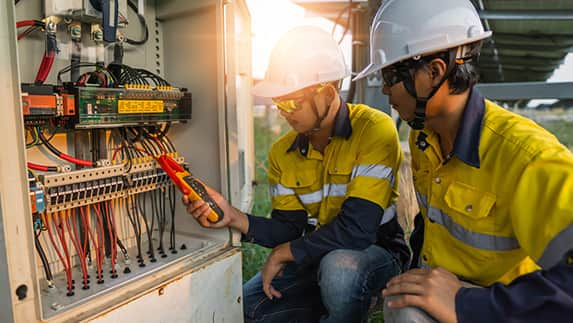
left=252, top=26, right=350, bottom=98
left=354, top=0, right=492, bottom=81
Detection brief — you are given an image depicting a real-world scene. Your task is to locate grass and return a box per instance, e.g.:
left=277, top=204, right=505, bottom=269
left=241, top=107, right=289, bottom=282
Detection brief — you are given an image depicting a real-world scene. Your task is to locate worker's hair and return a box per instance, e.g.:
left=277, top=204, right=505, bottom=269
left=447, top=63, right=479, bottom=94
left=414, top=51, right=479, bottom=95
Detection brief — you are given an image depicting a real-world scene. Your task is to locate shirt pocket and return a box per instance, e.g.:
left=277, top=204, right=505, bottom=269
left=444, top=181, right=496, bottom=232
left=280, top=168, right=318, bottom=189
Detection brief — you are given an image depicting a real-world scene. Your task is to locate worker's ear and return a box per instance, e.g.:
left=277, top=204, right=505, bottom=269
left=427, top=58, right=447, bottom=87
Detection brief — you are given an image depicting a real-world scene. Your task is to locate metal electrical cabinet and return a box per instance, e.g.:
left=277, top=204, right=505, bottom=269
left=0, top=0, right=253, bottom=322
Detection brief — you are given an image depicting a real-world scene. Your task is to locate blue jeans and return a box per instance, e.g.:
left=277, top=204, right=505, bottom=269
left=243, top=245, right=401, bottom=323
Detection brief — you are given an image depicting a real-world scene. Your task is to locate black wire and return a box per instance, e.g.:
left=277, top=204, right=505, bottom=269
left=57, top=63, right=101, bottom=85
left=37, top=127, right=96, bottom=167
left=126, top=0, right=149, bottom=46
left=126, top=196, right=143, bottom=263
left=116, top=237, right=128, bottom=257
left=35, top=229, right=54, bottom=282
left=138, top=191, right=156, bottom=260
left=152, top=187, right=164, bottom=255
left=169, top=184, right=176, bottom=251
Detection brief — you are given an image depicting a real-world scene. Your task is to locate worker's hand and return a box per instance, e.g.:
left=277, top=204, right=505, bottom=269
left=382, top=267, right=461, bottom=323
left=182, top=185, right=247, bottom=232
left=261, top=242, right=294, bottom=300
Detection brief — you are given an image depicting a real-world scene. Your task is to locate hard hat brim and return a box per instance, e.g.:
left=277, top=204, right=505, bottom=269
left=352, top=63, right=380, bottom=81
left=251, top=80, right=301, bottom=98
left=353, top=31, right=492, bottom=82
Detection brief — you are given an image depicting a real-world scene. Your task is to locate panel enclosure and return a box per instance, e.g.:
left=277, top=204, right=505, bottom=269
left=1, top=0, right=252, bottom=321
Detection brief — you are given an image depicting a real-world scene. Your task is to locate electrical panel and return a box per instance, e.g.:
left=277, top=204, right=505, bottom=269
left=2, top=0, right=254, bottom=322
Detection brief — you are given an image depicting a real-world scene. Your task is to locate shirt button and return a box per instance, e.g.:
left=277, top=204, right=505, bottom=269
left=465, top=205, right=473, bottom=212
left=434, top=177, right=442, bottom=184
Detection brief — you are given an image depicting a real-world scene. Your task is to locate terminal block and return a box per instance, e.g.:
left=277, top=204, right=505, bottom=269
left=39, top=165, right=125, bottom=212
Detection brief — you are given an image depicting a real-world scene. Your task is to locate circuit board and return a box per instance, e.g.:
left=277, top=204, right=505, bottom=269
left=75, top=86, right=192, bottom=128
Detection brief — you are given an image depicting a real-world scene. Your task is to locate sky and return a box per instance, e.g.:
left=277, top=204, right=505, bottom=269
left=526, top=53, right=573, bottom=107
left=246, top=0, right=352, bottom=88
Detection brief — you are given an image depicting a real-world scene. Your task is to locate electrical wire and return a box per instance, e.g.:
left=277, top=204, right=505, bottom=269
left=34, top=225, right=54, bottom=283
left=27, top=162, right=58, bottom=172
left=37, top=127, right=96, bottom=167
left=104, top=201, right=118, bottom=276
left=66, top=209, right=89, bottom=288
left=93, top=204, right=106, bottom=283
left=168, top=183, right=176, bottom=251
left=125, top=0, right=149, bottom=46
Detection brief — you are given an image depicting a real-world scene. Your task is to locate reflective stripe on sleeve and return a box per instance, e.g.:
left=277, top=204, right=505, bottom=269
left=351, top=164, right=395, bottom=185
left=537, top=223, right=573, bottom=268
left=380, top=203, right=397, bottom=225
left=418, top=192, right=520, bottom=251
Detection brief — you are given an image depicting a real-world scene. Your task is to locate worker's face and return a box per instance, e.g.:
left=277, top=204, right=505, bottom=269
left=273, top=85, right=331, bottom=133
left=381, top=62, right=436, bottom=123
left=381, top=64, right=417, bottom=122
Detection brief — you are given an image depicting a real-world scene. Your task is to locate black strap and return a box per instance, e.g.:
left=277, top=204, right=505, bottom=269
left=404, top=48, right=459, bottom=130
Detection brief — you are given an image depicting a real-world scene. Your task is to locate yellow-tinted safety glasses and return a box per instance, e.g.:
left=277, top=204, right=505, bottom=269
left=272, top=84, right=328, bottom=114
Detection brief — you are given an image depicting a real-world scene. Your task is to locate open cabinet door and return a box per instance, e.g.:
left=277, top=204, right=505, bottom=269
left=223, top=0, right=254, bottom=213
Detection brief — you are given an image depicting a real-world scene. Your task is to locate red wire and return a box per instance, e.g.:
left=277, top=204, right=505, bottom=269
left=59, top=153, right=94, bottom=167
left=46, top=213, right=72, bottom=292
left=35, top=52, right=55, bottom=84
left=27, top=162, right=49, bottom=171
left=68, top=209, right=88, bottom=285
left=80, top=206, right=90, bottom=253
left=44, top=213, right=70, bottom=282
left=54, top=212, right=73, bottom=292
left=16, top=20, right=37, bottom=28
left=93, top=204, right=105, bottom=279
left=83, top=206, right=102, bottom=276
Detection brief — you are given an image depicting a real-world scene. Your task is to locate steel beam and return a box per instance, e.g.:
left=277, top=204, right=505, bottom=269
left=479, top=10, right=573, bottom=20
left=476, top=82, right=573, bottom=100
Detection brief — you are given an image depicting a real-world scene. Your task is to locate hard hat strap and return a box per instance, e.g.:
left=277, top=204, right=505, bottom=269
left=308, top=84, right=333, bottom=133
left=309, top=96, right=330, bottom=132
left=405, top=47, right=459, bottom=130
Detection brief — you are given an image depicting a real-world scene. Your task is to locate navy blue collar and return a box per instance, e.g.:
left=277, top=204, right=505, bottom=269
left=451, top=87, right=485, bottom=168
left=287, top=97, right=352, bottom=156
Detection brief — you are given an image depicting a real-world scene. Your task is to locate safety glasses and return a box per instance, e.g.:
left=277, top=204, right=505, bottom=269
left=272, top=84, right=328, bottom=113
left=381, top=64, right=411, bottom=87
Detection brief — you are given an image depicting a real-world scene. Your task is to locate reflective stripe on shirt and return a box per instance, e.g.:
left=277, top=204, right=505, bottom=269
left=417, top=192, right=520, bottom=251
left=270, top=184, right=295, bottom=197
left=298, top=184, right=348, bottom=205
left=351, top=164, right=395, bottom=186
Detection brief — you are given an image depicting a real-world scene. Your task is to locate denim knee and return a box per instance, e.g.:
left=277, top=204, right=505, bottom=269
left=318, top=249, right=370, bottom=305
left=383, top=295, right=438, bottom=323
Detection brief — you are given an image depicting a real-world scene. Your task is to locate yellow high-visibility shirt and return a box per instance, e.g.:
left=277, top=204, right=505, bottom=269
left=410, top=88, right=573, bottom=286
left=269, top=102, right=402, bottom=225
